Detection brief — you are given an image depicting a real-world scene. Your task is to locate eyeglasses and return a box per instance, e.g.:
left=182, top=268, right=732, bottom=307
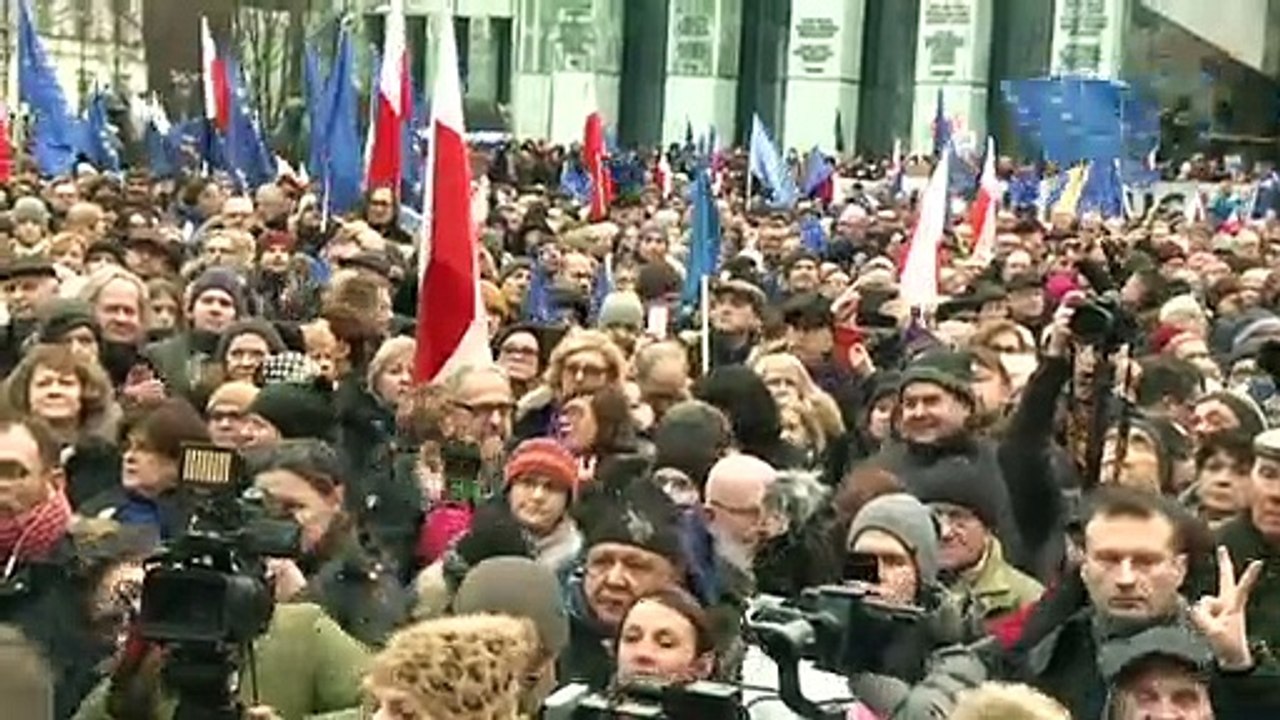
left=563, top=361, right=607, bottom=378
left=501, top=344, right=538, bottom=357
left=454, top=399, right=516, bottom=417
left=708, top=498, right=763, bottom=520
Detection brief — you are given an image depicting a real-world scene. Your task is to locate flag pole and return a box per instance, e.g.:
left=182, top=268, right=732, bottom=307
left=699, top=273, right=711, bottom=377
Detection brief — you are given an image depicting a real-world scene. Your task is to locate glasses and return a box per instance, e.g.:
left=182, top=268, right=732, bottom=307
left=501, top=344, right=538, bottom=357
left=564, top=361, right=607, bottom=378
left=708, top=498, right=763, bottom=521
left=454, top=399, right=516, bottom=417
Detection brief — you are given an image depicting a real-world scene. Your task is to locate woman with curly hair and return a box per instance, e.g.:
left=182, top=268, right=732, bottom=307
left=513, top=329, right=628, bottom=443
left=3, top=344, right=122, bottom=507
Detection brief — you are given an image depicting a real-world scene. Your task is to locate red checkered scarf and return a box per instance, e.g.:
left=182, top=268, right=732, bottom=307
left=0, top=490, right=72, bottom=568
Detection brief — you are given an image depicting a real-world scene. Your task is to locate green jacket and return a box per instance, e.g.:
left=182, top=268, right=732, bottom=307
left=949, top=538, right=1044, bottom=619
left=73, top=603, right=371, bottom=720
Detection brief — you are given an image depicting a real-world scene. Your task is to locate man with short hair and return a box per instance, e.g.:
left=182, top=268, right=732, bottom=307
left=704, top=454, right=776, bottom=594
left=448, top=364, right=516, bottom=473
left=708, top=278, right=763, bottom=367
left=898, top=488, right=1265, bottom=720
left=633, top=340, right=691, bottom=424
left=145, top=267, right=245, bottom=397
left=220, top=195, right=256, bottom=231
left=0, top=411, right=99, bottom=717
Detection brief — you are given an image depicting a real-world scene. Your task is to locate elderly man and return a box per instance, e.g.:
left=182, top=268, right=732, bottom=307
left=220, top=195, right=256, bottom=231
left=704, top=454, right=778, bottom=594
left=446, top=364, right=517, bottom=489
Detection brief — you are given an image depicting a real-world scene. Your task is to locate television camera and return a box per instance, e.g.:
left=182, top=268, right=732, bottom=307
left=137, top=444, right=301, bottom=720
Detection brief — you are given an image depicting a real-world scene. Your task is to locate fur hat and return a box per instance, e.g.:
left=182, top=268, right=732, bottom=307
left=370, top=613, right=537, bottom=720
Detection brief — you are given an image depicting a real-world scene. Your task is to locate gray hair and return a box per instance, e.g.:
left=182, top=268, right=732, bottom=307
left=246, top=439, right=344, bottom=493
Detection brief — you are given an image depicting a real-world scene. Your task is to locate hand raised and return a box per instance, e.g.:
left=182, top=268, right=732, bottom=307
left=1190, top=546, right=1262, bottom=670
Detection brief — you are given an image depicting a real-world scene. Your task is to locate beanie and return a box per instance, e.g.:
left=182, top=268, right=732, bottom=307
left=1200, top=390, right=1267, bottom=438
left=248, top=381, right=334, bottom=442
left=452, top=557, right=570, bottom=656
left=900, top=350, right=976, bottom=407
left=505, top=438, right=579, bottom=495
left=910, top=456, right=1002, bottom=529
left=847, top=493, right=940, bottom=585
left=188, top=266, right=247, bottom=316
left=12, top=197, right=49, bottom=226
left=36, top=298, right=98, bottom=344
left=596, top=291, right=644, bottom=330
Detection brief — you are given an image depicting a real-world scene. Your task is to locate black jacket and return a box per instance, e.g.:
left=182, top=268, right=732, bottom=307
left=0, top=538, right=102, bottom=719
left=298, top=530, right=413, bottom=648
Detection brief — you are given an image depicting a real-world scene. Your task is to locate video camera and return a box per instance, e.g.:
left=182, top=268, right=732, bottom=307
left=541, top=680, right=742, bottom=720
left=1068, top=292, right=1137, bottom=352
left=137, top=444, right=301, bottom=720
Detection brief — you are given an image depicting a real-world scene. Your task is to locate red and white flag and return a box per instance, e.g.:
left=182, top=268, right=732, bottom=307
left=366, top=0, right=409, bottom=191
left=900, top=151, right=949, bottom=309
left=968, top=135, right=999, bottom=265
left=413, top=12, right=491, bottom=385
left=200, top=17, right=231, bottom=133
left=0, top=102, right=12, bottom=184
left=583, top=110, right=612, bottom=221
left=654, top=152, right=672, bottom=199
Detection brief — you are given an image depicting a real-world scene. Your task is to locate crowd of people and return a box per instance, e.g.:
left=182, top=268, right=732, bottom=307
left=0, top=139, right=1277, bottom=720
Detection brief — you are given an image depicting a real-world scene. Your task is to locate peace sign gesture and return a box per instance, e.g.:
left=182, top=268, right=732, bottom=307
left=1190, top=546, right=1263, bottom=670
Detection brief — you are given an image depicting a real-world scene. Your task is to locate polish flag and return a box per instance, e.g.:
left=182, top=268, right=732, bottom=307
left=413, top=12, right=491, bottom=385
left=200, top=17, right=231, bottom=133
left=968, top=135, right=999, bottom=265
left=583, top=111, right=612, bottom=221
left=366, top=0, right=409, bottom=191
left=0, top=102, right=12, bottom=183
left=900, top=151, right=950, bottom=309
left=654, top=152, right=672, bottom=199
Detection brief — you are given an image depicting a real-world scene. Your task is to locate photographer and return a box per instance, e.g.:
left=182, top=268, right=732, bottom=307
left=250, top=439, right=412, bottom=648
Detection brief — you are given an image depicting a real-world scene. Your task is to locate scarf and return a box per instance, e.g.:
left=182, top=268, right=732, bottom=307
left=0, top=490, right=72, bottom=570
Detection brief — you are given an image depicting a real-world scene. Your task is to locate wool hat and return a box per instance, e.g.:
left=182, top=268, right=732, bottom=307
left=900, top=350, right=976, bottom=407
left=653, top=400, right=733, bottom=488
left=205, top=381, right=260, bottom=414
left=596, top=291, right=644, bottom=330
left=452, top=556, right=570, bottom=656
left=11, top=197, right=49, bottom=226
left=579, top=479, right=685, bottom=569
left=504, top=438, right=579, bottom=495
left=847, top=493, right=940, bottom=586
left=910, top=456, right=1002, bottom=529
left=1199, top=390, right=1268, bottom=438
left=188, top=266, right=247, bottom=316
left=248, top=381, right=334, bottom=442
left=1098, top=624, right=1214, bottom=684
left=36, top=298, right=98, bottom=344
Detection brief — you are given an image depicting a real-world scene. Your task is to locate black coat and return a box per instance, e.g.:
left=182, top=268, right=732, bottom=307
left=63, top=438, right=121, bottom=511
left=0, top=538, right=103, bottom=719
left=298, top=530, right=413, bottom=648
left=334, top=378, right=422, bottom=577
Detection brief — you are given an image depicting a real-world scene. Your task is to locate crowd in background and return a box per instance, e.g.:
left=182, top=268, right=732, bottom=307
left=0, top=137, right=1278, bottom=720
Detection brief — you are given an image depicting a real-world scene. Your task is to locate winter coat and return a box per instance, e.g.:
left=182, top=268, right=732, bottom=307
left=946, top=538, right=1044, bottom=620
left=1, top=537, right=102, bottom=719
left=254, top=261, right=324, bottom=323
left=63, top=436, right=122, bottom=511
left=143, top=330, right=221, bottom=400
left=78, top=487, right=191, bottom=541
left=512, top=385, right=557, bottom=444
left=71, top=603, right=370, bottom=720
left=559, top=570, right=616, bottom=689
left=298, top=530, right=413, bottom=648
left=334, top=377, right=421, bottom=575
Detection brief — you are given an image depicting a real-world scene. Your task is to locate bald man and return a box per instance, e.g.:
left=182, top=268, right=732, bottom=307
left=704, top=453, right=778, bottom=569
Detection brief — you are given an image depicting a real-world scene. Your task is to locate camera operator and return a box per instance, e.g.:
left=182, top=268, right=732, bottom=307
left=250, top=439, right=412, bottom=648
left=892, top=488, right=1270, bottom=720
left=72, top=594, right=372, bottom=719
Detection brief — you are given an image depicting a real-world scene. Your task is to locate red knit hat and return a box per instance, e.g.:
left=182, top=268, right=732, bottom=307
left=504, top=439, right=579, bottom=495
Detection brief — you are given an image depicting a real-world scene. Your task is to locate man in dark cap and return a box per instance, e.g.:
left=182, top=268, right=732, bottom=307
left=708, top=277, right=764, bottom=368
left=560, top=480, right=690, bottom=689
left=35, top=297, right=100, bottom=362
left=2, top=255, right=59, bottom=324
left=1006, top=272, right=1047, bottom=333
left=144, top=266, right=247, bottom=397
left=1099, top=625, right=1215, bottom=719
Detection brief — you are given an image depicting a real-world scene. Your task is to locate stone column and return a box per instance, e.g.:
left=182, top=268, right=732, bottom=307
left=511, top=0, right=623, bottom=143
left=910, top=0, right=995, bottom=153
left=661, top=0, right=742, bottom=144
left=779, top=0, right=865, bottom=152
left=1050, top=0, right=1130, bottom=78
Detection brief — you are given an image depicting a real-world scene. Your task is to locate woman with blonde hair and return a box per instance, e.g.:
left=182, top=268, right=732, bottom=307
left=514, top=329, right=628, bottom=443
left=365, top=613, right=538, bottom=720
left=750, top=352, right=845, bottom=462
left=4, top=344, right=122, bottom=507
